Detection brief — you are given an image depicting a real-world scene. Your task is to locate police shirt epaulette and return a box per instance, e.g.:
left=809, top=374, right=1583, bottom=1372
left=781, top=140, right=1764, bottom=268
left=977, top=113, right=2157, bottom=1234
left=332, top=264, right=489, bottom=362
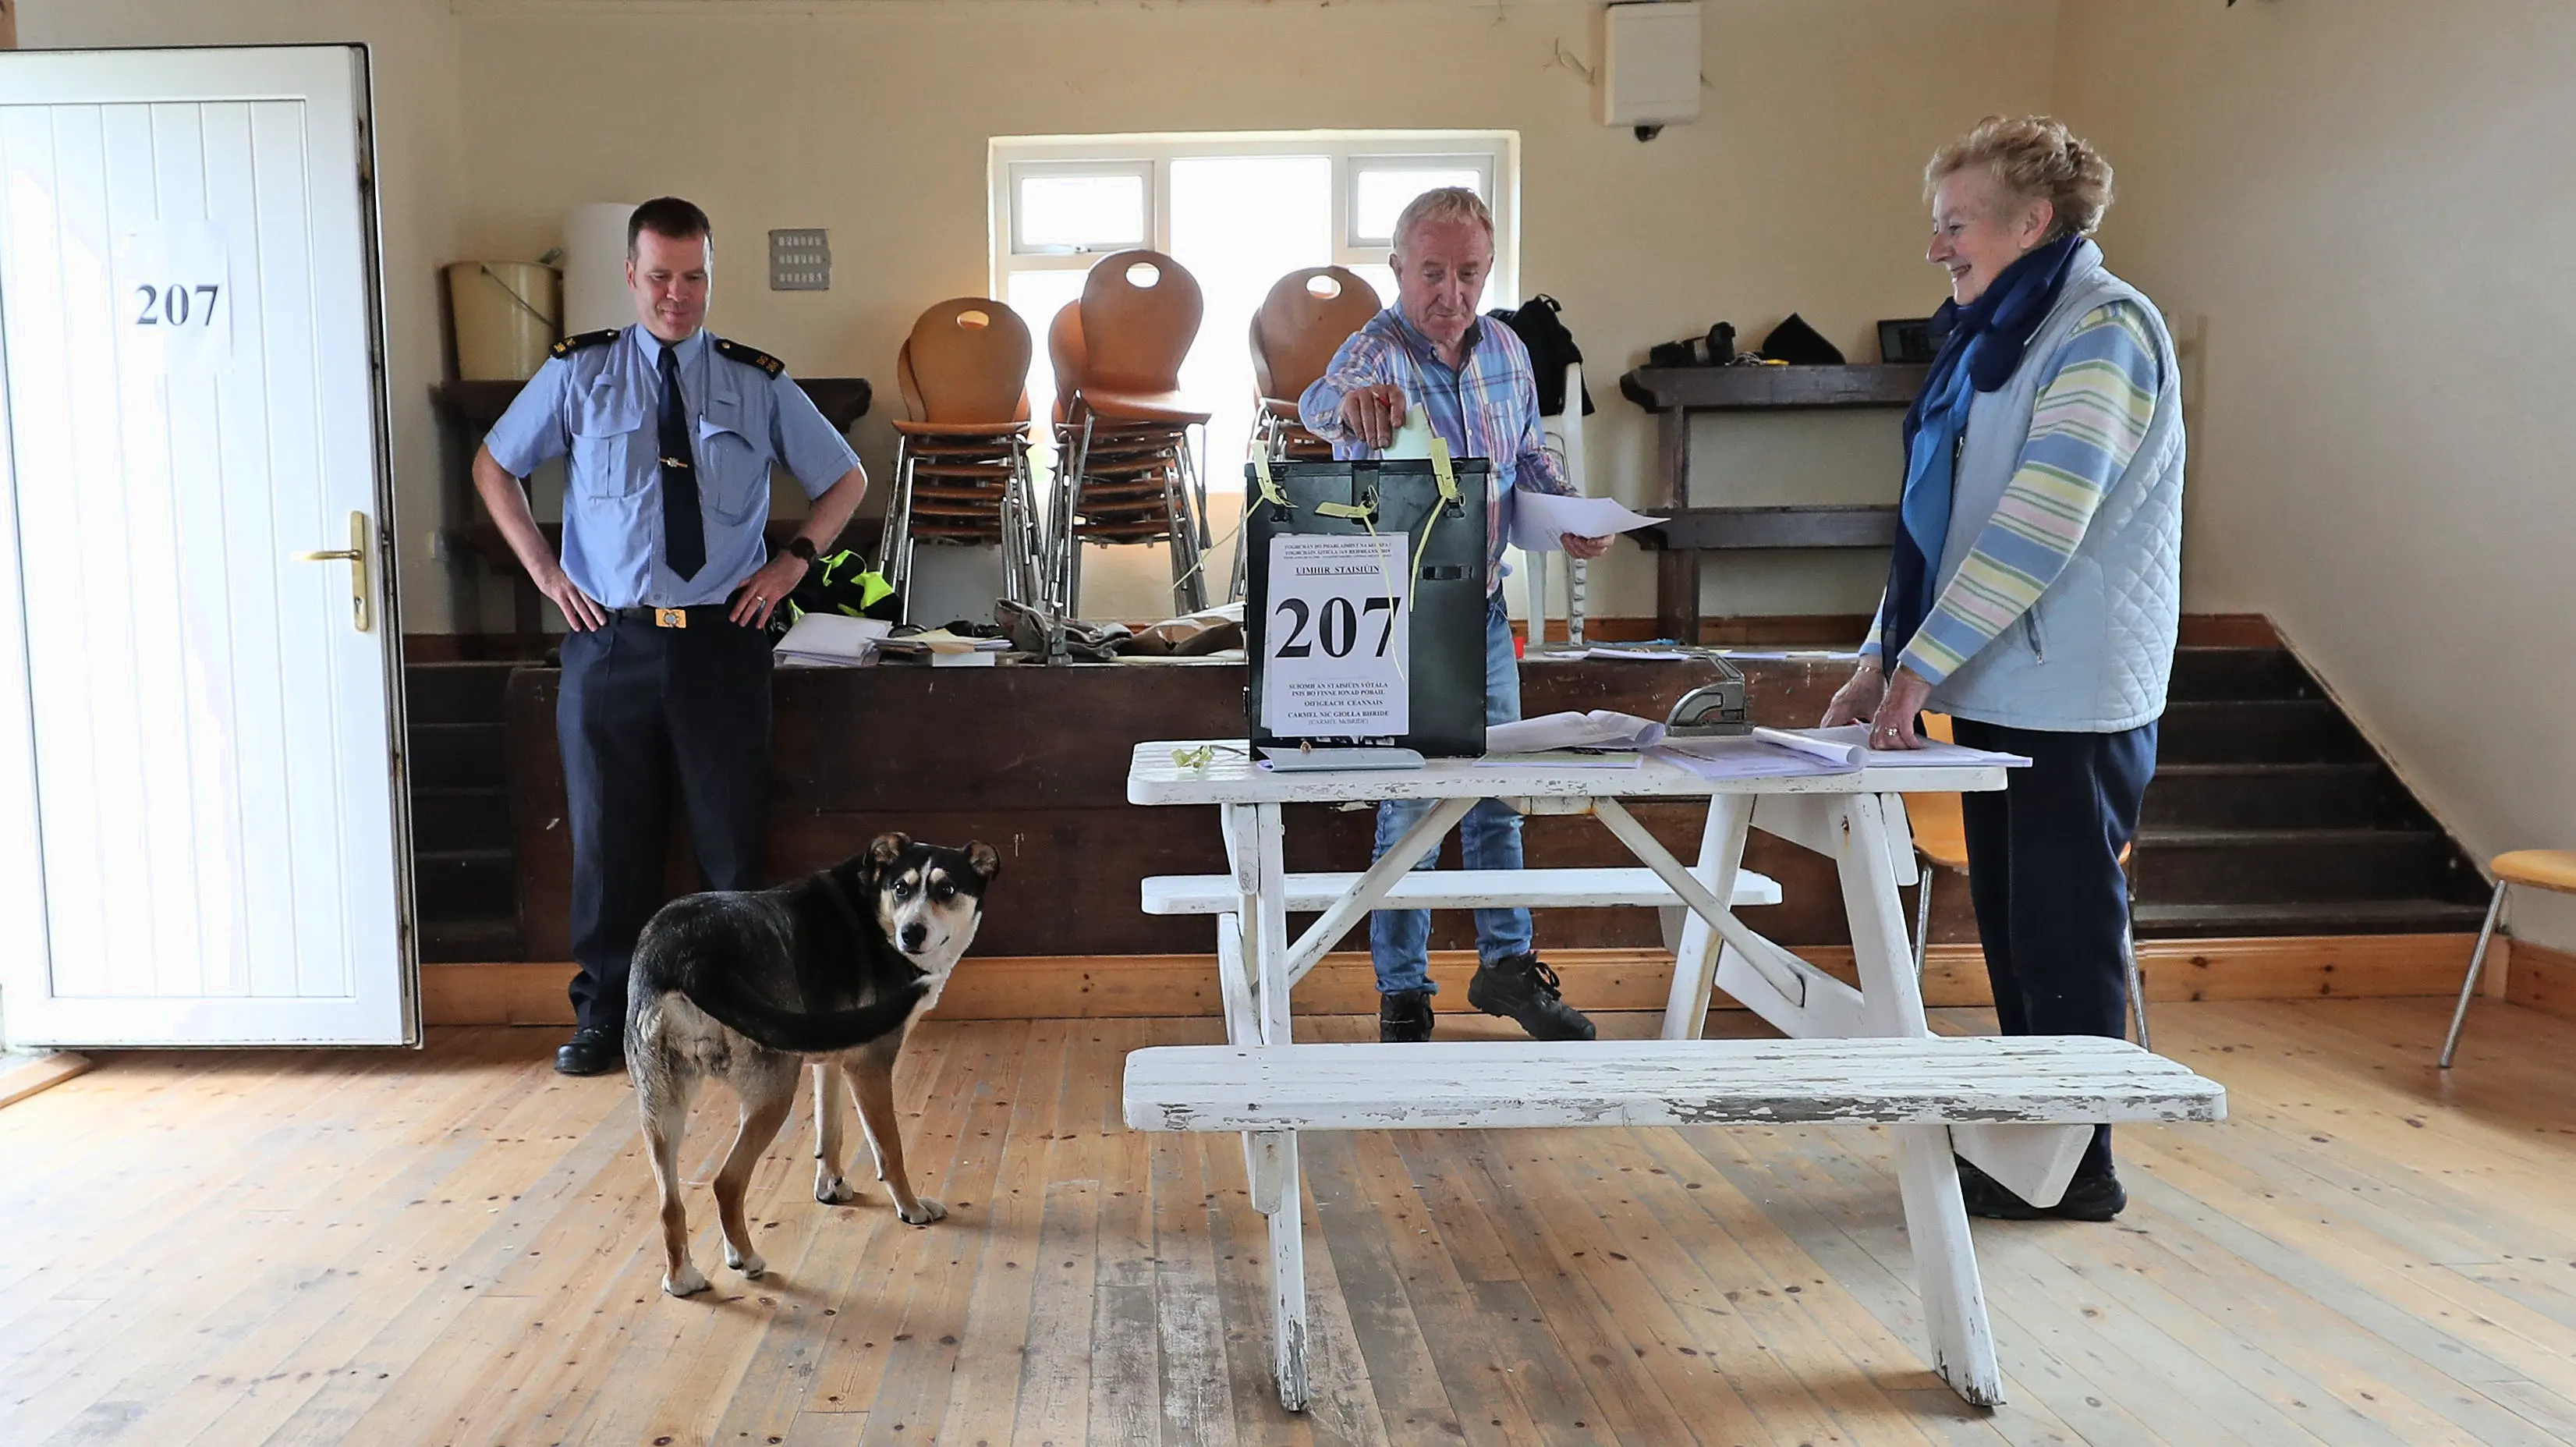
left=548, top=328, right=620, bottom=359
left=713, top=337, right=787, bottom=378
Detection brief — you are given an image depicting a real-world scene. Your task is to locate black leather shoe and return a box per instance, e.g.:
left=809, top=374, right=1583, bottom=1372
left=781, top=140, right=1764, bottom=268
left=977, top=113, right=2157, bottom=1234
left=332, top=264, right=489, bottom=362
left=1466, top=953, right=1596, bottom=1041
left=554, top=1027, right=624, bottom=1077
left=1379, top=988, right=1434, bottom=1043
left=1957, top=1159, right=2127, bottom=1221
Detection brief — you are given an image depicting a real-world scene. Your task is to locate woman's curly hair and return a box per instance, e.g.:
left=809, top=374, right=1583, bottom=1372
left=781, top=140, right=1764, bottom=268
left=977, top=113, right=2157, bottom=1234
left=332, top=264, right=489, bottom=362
left=1926, top=115, right=2114, bottom=239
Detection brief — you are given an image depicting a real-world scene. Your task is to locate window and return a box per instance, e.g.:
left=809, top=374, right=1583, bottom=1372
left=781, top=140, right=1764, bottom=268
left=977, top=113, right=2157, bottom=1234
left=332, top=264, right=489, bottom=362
left=990, top=132, right=1518, bottom=491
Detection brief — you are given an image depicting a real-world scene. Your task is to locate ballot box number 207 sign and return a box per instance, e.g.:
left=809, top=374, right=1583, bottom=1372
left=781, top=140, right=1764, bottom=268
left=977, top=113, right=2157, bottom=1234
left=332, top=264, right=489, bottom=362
left=1259, top=534, right=1410, bottom=737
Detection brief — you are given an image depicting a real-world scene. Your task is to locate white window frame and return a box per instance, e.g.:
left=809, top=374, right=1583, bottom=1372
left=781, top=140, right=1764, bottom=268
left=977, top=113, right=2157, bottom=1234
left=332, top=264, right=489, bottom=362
left=989, top=129, right=1519, bottom=300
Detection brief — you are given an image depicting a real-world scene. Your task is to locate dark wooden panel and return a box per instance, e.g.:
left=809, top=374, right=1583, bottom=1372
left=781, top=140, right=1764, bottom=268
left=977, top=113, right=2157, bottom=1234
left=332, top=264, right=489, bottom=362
left=504, top=654, right=1870, bottom=961
left=1632, top=505, right=1899, bottom=551
left=1618, top=363, right=1927, bottom=413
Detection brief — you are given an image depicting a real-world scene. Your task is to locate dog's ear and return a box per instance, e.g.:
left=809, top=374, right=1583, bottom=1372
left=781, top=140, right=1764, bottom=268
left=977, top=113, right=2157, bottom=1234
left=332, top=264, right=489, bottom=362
left=965, top=841, right=1001, bottom=883
left=866, top=833, right=912, bottom=878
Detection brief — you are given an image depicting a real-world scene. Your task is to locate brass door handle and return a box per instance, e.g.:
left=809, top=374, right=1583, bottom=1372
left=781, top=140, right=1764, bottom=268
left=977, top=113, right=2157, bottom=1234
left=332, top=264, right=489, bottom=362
left=295, top=510, right=373, bottom=633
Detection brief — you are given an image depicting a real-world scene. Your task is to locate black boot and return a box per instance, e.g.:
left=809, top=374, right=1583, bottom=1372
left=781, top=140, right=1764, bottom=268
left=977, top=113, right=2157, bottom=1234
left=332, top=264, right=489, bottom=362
left=1379, top=988, right=1434, bottom=1043
left=1466, top=953, right=1596, bottom=1041
left=1957, top=1158, right=2127, bottom=1221
left=554, top=1026, right=625, bottom=1077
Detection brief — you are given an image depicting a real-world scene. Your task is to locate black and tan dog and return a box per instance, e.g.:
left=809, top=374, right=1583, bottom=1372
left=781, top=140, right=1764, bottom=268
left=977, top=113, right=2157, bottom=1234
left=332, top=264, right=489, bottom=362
left=625, top=833, right=999, bottom=1297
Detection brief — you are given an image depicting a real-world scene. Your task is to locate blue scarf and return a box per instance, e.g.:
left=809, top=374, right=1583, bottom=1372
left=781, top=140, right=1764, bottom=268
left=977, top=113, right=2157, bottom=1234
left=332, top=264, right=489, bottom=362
left=1880, top=232, right=2085, bottom=665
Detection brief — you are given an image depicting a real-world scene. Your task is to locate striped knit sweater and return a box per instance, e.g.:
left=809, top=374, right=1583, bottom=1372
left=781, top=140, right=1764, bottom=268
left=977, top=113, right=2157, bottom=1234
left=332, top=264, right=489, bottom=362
left=1862, top=301, right=2164, bottom=684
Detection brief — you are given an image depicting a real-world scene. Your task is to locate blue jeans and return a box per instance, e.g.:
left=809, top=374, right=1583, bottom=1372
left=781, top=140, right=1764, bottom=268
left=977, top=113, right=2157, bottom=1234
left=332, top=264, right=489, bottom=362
left=1369, top=594, right=1532, bottom=994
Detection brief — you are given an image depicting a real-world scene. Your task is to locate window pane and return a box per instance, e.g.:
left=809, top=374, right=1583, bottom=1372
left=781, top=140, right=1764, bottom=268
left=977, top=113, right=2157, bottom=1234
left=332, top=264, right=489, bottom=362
left=1171, top=156, right=1333, bottom=490
left=1350, top=263, right=1398, bottom=309
left=1006, top=268, right=1091, bottom=495
left=1352, top=167, right=1483, bottom=243
left=1019, top=173, right=1146, bottom=251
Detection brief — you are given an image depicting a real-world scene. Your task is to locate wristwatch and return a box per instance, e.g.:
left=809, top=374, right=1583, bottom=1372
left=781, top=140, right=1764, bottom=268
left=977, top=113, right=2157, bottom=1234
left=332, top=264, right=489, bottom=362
left=783, top=536, right=817, bottom=564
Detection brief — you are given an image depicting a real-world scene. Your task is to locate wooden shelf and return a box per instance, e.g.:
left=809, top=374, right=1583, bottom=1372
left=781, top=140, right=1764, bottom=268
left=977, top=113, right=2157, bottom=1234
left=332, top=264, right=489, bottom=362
left=1619, top=362, right=1923, bottom=639
left=1619, top=363, right=1929, bottom=413
left=1632, top=504, right=1899, bottom=551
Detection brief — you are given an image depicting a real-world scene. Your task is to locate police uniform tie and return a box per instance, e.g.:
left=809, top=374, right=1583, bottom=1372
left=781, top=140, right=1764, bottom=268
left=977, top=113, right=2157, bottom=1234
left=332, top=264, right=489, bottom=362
left=657, top=343, right=706, bottom=580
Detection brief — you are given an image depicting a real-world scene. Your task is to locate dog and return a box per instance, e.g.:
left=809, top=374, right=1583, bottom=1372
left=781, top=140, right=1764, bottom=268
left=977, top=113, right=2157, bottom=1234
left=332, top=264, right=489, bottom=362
left=625, top=832, right=1000, bottom=1297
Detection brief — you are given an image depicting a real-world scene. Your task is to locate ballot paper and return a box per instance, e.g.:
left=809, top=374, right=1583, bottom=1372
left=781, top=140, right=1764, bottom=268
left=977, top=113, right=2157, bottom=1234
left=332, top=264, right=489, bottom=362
left=1649, top=736, right=1858, bottom=782
left=1770, top=723, right=2033, bottom=769
left=1484, top=709, right=1666, bottom=754
left=773, top=612, right=891, bottom=668
left=1508, top=491, right=1665, bottom=552
left=1479, top=748, right=1644, bottom=769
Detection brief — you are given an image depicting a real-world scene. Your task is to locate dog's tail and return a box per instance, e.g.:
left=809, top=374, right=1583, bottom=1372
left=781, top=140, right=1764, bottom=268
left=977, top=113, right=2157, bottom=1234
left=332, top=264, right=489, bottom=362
left=685, top=979, right=931, bottom=1055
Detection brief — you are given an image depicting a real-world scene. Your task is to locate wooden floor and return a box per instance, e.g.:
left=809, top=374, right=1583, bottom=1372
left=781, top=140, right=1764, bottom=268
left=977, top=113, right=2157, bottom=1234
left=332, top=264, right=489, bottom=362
left=7, top=998, right=2576, bottom=1446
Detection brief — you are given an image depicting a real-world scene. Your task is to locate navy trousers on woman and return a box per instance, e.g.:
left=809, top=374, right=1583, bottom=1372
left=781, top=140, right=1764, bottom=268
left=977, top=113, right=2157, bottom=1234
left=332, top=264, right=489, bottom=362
left=556, top=613, right=774, bottom=1034
left=1947, top=717, right=2157, bottom=1180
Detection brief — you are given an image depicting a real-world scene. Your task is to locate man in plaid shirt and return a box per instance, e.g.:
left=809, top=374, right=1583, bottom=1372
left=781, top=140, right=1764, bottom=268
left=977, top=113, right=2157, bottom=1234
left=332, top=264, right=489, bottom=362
left=1300, top=186, right=1613, bottom=1046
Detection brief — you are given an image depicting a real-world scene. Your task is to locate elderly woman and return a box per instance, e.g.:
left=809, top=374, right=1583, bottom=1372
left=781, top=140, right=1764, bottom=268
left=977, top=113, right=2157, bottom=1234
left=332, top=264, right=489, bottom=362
left=1823, top=116, right=2184, bottom=1222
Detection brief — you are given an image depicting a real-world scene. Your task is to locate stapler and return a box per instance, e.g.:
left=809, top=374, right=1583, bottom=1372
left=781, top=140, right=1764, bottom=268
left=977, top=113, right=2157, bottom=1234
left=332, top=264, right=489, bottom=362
left=1664, top=667, right=1749, bottom=738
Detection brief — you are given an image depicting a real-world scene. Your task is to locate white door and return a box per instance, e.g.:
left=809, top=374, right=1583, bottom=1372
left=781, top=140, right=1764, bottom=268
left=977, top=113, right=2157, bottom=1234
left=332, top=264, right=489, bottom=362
left=0, top=46, right=413, bottom=1046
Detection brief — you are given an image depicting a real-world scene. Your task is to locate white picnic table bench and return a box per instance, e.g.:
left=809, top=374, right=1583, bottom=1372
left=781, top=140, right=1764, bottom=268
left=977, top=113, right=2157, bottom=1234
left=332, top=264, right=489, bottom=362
left=1119, top=740, right=2225, bottom=1412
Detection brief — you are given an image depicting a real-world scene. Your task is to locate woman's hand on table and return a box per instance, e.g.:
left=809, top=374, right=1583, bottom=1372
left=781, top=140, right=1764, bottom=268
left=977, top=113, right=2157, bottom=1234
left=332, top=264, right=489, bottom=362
left=1866, top=666, right=1935, bottom=750
left=1821, top=662, right=1887, bottom=728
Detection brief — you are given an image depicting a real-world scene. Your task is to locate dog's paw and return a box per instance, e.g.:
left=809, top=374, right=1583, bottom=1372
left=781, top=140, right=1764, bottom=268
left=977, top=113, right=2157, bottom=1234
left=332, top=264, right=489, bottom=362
left=664, top=1264, right=711, bottom=1298
left=814, top=1171, right=859, bottom=1206
left=896, top=1197, right=948, bottom=1226
left=726, top=1244, right=767, bottom=1279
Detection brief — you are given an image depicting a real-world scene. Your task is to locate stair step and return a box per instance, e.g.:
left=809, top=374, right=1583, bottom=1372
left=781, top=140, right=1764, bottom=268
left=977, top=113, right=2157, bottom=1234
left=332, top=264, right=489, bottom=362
left=2165, top=647, right=2319, bottom=703
left=409, top=722, right=506, bottom=788
left=2156, top=700, right=2369, bottom=764
left=2133, top=827, right=2451, bottom=905
left=409, top=786, right=510, bottom=853
left=413, top=846, right=514, bottom=920
left=418, top=916, right=522, bottom=963
left=2133, top=898, right=2493, bottom=939
left=403, top=661, right=519, bottom=725
left=2142, top=762, right=2420, bottom=831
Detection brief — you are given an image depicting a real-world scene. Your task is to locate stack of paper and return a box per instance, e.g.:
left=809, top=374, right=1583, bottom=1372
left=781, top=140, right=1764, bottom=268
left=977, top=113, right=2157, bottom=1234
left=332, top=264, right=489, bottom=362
left=1646, top=724, right=2031, bottom=782
left=774, top=613, right=891, bottom=669
left=877, top=628, right=1011, bottom=667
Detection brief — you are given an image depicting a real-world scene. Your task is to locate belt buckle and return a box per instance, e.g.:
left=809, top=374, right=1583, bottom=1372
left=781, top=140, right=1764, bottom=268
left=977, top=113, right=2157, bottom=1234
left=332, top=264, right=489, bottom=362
left=654, top=607, right=687, bottom=630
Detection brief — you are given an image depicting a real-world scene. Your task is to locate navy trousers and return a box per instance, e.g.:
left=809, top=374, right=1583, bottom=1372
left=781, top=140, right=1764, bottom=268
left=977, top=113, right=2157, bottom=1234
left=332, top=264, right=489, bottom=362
left=556, top=614, right=773, bottom=1032
left=1948, top=716, right=2157, bottom=1180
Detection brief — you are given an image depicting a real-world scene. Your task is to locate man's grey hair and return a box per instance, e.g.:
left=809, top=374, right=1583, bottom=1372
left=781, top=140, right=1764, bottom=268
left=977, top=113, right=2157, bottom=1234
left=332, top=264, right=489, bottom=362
left=1391, top=186, right=1494, bottom=254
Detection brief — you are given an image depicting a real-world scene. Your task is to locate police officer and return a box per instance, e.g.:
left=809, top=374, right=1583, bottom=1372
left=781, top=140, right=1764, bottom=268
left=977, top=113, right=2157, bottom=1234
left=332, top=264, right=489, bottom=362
left=472, top=197, right=869, bottom=1076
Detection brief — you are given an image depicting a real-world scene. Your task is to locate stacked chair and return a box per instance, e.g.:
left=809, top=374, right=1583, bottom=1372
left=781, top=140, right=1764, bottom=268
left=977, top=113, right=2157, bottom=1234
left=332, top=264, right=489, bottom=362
left=878, top=298, right=1043, bottom=621
left=1042, top=250, right=1213, bottom=619
left=1248, top=265, right=1380, bottom=462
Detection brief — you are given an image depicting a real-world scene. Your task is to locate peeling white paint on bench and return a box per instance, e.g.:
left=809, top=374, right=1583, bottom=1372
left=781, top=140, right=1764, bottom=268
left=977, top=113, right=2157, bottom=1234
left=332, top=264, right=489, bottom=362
left=1129, top=741, right=2004, bottom=807
left=1141, top=866, right=1784, bottom=916
left=1124, top=1036, right=2227, bottom=1135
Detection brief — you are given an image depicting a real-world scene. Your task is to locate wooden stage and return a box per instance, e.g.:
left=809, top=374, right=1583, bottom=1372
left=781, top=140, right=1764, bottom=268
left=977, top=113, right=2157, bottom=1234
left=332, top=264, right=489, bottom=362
left=9, top=996, right=2576, bottom=1445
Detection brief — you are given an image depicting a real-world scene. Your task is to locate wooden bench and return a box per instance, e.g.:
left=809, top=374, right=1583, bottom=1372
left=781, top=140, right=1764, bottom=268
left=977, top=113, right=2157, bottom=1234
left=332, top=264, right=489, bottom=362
left=1140, top=865, right=1783, bottom=917
left=1125, top=1034, right=2227, bottom=1409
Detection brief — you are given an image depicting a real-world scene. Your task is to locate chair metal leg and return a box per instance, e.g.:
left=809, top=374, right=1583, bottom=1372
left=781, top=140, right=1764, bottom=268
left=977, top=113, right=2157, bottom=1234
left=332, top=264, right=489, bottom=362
left=1912, top=853, right=1933, bottom=977
left=2440, top=880, right=2511, bottom=1069
left=2122, top=925, right=2149, bottom=1052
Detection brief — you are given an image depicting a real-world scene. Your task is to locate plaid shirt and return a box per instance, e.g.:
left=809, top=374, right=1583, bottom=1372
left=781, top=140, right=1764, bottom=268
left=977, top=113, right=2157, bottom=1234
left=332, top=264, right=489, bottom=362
left=1299, top=306, right=1572, bottom=594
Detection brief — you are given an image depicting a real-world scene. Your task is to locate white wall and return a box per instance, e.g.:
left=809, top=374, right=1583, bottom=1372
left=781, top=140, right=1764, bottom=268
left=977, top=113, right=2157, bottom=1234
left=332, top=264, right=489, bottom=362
left=2057, top=0, right=2576, bottom=947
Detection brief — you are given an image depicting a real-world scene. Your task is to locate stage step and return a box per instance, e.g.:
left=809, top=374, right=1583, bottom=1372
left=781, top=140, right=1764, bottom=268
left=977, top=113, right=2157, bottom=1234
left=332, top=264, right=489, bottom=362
left=414, top=847, right=515, bottom=920
left=419, top=915, right=521, bottom=963
left=410, top=785, right=509, bottom=854
left=409, top=722, right=506, bottom=788
left=2156, top=700, right=2369, bottom=763
left=2164, top=645, right=2321, bottom=703
left=2132, top=899, right=2491, bottom=940
left=403, top=660, right=519, bottom=725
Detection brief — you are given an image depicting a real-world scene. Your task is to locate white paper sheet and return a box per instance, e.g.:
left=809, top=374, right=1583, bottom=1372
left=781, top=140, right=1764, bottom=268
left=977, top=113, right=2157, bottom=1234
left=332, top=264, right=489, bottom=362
left=1649, top=737, right=1857, bottom=781
left=774, top=612, right=891, bottom=667
left=1508, top=491, right=1664, bottom=552
left=1774, top=723, right=2032, bottom=768
left=1484, top=709, right=1665, bottom=753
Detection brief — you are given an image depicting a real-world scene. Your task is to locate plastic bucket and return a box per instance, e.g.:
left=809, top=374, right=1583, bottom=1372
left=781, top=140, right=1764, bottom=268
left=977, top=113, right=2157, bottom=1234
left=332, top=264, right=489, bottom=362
left=446, top=261, right=561, bottom=381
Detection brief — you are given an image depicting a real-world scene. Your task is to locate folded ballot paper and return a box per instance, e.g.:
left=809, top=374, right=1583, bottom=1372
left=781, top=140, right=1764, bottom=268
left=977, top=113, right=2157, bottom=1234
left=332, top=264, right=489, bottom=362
left=773, top=612, right=892, bottom=668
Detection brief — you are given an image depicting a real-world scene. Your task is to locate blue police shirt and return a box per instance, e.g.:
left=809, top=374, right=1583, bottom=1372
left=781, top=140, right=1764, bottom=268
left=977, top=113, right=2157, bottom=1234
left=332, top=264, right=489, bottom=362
left=482, top=325, right=860, bottom=608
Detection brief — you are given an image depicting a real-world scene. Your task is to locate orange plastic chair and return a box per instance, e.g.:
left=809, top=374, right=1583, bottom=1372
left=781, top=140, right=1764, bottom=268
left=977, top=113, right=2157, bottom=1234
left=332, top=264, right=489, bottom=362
left=2440, top=849, right=2576, bottom=1066
left=878, top=300, right=1040, bottom=618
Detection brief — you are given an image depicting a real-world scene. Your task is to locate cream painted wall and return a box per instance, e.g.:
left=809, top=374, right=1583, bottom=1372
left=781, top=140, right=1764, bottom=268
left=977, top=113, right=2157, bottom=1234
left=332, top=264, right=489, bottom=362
left=23, top=0, right=467, bottom=634
left=2057, top=0, right=2576, bottom=947
left=23, top=0, right=2057, bottom=631
left=440, top=0, right=2055, bottom=629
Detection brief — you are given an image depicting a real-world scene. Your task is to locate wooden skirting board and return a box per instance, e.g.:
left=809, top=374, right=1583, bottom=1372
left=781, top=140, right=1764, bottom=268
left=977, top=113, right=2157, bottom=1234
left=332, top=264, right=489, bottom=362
left=422, top=931, right=2475, bottom=1027
left=2506, top=937, right=2576, bottom=1021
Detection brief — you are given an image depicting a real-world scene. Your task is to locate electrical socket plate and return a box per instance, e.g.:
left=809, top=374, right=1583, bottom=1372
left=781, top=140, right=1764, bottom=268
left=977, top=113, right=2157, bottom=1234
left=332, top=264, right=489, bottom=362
left=769, top=229, right=830, bottom=291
